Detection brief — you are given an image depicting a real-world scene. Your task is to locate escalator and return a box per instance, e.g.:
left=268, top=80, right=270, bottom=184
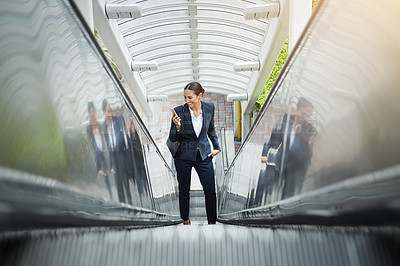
left=1, top=0, right=400, bottom=265
left=2, top=221, right=399, bottom=266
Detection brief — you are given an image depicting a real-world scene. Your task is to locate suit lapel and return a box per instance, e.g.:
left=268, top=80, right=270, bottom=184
left=182, top=103, right=195, bottom=136
left=199, top=102, right=207, bottom=138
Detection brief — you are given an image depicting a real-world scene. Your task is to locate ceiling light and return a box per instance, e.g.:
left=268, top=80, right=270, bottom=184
left=233, top=61, right=260, bottom=72
left=244, top=3, right=280, bottom=20
left=147, top=95, right=168, bottom=102
left=131, top=61, right=158, bottom=71
left=105, top=3, right=142, bottom=19
left=227, top=94, right=248, bottom=101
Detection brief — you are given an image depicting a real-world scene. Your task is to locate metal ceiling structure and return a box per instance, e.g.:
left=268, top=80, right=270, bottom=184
left=111, top=0, right=271, bottom=97
left=91, top=0, right=305, bottom=138
left=93, top=0, right=289, bottom=115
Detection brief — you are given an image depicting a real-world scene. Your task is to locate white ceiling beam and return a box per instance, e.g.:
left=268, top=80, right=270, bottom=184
left=152, top=86, right=242, bottom=96
left=189, top=19, right=198, bottom=29
left=191, top=51, right=199, bottom=59
left=241, top=0, right=289, bottom=135
left=128, top=16, right=265, bottom=36
left=188, top=5, right=197, bottom=16
left=150, top=79, right=245, bottom=94
left=126, top=28, right=261, bottom=47
left=132, top=40, right=258, bottom=58
left=144, top=49, right=251, bottom=62
left=191, top=42, right=199, bottom=50
left=143, top=69, right=249, bottom=86
left=145, top=72, right=248, bottom=89
left=190, top=31, right=198, bottom=40
left=289, top=0, right=312, bottom=52
left=92, top=0, right=153, bottom=116
left=145, top=3, right=242, bottom=14
left=188, top=3, right=198, bottom=83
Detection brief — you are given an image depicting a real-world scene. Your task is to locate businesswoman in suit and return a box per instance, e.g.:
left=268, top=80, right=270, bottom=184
left=169, top=82, right=221, bottom=225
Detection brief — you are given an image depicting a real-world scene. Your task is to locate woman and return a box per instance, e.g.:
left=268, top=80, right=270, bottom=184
left=128, top=118, right=150, bottom=199
left=169, top=82, right=221, bottom=225
left=101, top=99, right=132, bottom=204
left=87, top=102, right=113, bottom=199
left=87, top=102, right=107, bottom=177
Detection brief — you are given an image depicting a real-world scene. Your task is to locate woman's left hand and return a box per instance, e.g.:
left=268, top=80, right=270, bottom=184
left=208, top=150, right=221, bottom=157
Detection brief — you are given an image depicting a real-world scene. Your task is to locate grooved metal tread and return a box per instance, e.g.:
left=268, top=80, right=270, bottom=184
left=1, top=222, right=399, bottom=266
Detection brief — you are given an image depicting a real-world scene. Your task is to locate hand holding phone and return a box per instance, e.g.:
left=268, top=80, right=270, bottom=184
left=170, top=108, right=181, bottom=126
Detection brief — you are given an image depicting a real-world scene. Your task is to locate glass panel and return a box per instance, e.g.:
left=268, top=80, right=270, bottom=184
left=219, top=0, right=400, bottom=222
left=0, top=0, right=179, bottom=227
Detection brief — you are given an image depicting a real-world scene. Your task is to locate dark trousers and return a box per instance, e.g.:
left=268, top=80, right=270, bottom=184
left=174, top=151, right=216, bottom=223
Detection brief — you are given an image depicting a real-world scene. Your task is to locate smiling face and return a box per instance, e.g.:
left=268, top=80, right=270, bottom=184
left=184, top=89, right=202, bottom=109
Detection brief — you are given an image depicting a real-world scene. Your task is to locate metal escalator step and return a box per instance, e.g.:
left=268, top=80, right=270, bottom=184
left=189, top=207, right=207, bottom=218
left=1, top=225, right=399, bottom=266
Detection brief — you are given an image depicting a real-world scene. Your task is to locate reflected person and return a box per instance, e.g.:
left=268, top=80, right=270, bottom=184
left=262, top=97, right=316, bottom=200
left=169, top=82, right=221, bottom=225
left=101, top=99, right=132, bottom=204
left=249, top=140, right=281, bottom=207
left=128, top=118, right=150, bottom=201
left=87, top=102, right=112, bottom=199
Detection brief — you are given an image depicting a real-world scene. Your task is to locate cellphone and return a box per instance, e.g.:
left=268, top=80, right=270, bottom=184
left=170, top=108, right=181, bottom=126
left=170, top=108, right=178, bottom=116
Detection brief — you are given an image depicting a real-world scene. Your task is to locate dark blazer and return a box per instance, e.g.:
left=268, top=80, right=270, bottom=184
left=102, top=116, right=128, bottom=151
left=263, top=113, right=315, bottom=177
left=169, top=102, right=220, bottom=161
left=102, top=116, right=128, bottom=170
left=87, top=125, right=107, bottom=173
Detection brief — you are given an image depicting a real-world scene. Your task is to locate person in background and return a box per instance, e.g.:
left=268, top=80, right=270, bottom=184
left=87, top=102, right=112, bottom=199
left=261, top=97, right=316, bottom=200
left=169, top=82, right=221, bottom=225
left=101, top=99, right=132, bottom=204
left=128, top=118, right=151, bottom=205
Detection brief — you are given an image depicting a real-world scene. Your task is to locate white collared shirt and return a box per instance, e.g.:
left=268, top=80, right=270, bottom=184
left=93, top=127, right=103, bottom=151
left=107, top=122, right=116, bottom=150
left=289, top=123, right=301, bottom=149
left=189, top=107, right=203, bottom=138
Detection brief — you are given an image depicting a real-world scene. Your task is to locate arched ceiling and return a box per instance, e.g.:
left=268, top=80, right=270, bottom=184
left=108, top=0, right=274, bottom=97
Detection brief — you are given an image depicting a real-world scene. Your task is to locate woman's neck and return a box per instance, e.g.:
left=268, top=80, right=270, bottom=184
left=190, top=102, right=201, bottom=112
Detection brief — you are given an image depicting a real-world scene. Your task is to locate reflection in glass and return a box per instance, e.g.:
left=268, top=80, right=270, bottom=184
left=280, top=98, right=316, bottom=199
left=0, top=0, right=179, bottom=226
left=250, top=98, right=316, bottom=206
left=101, top=99, right=133, bottom=204
left=219, top=0, right=400, bottom=223
left=86, top=102, right=113, bottom=200
left=128, top=118, right=151, bottom=206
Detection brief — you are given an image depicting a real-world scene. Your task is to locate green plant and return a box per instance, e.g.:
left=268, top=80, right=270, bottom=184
left=253, top=0, right=319, bottom=116
left=253, top=37, right=289, bottom=115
